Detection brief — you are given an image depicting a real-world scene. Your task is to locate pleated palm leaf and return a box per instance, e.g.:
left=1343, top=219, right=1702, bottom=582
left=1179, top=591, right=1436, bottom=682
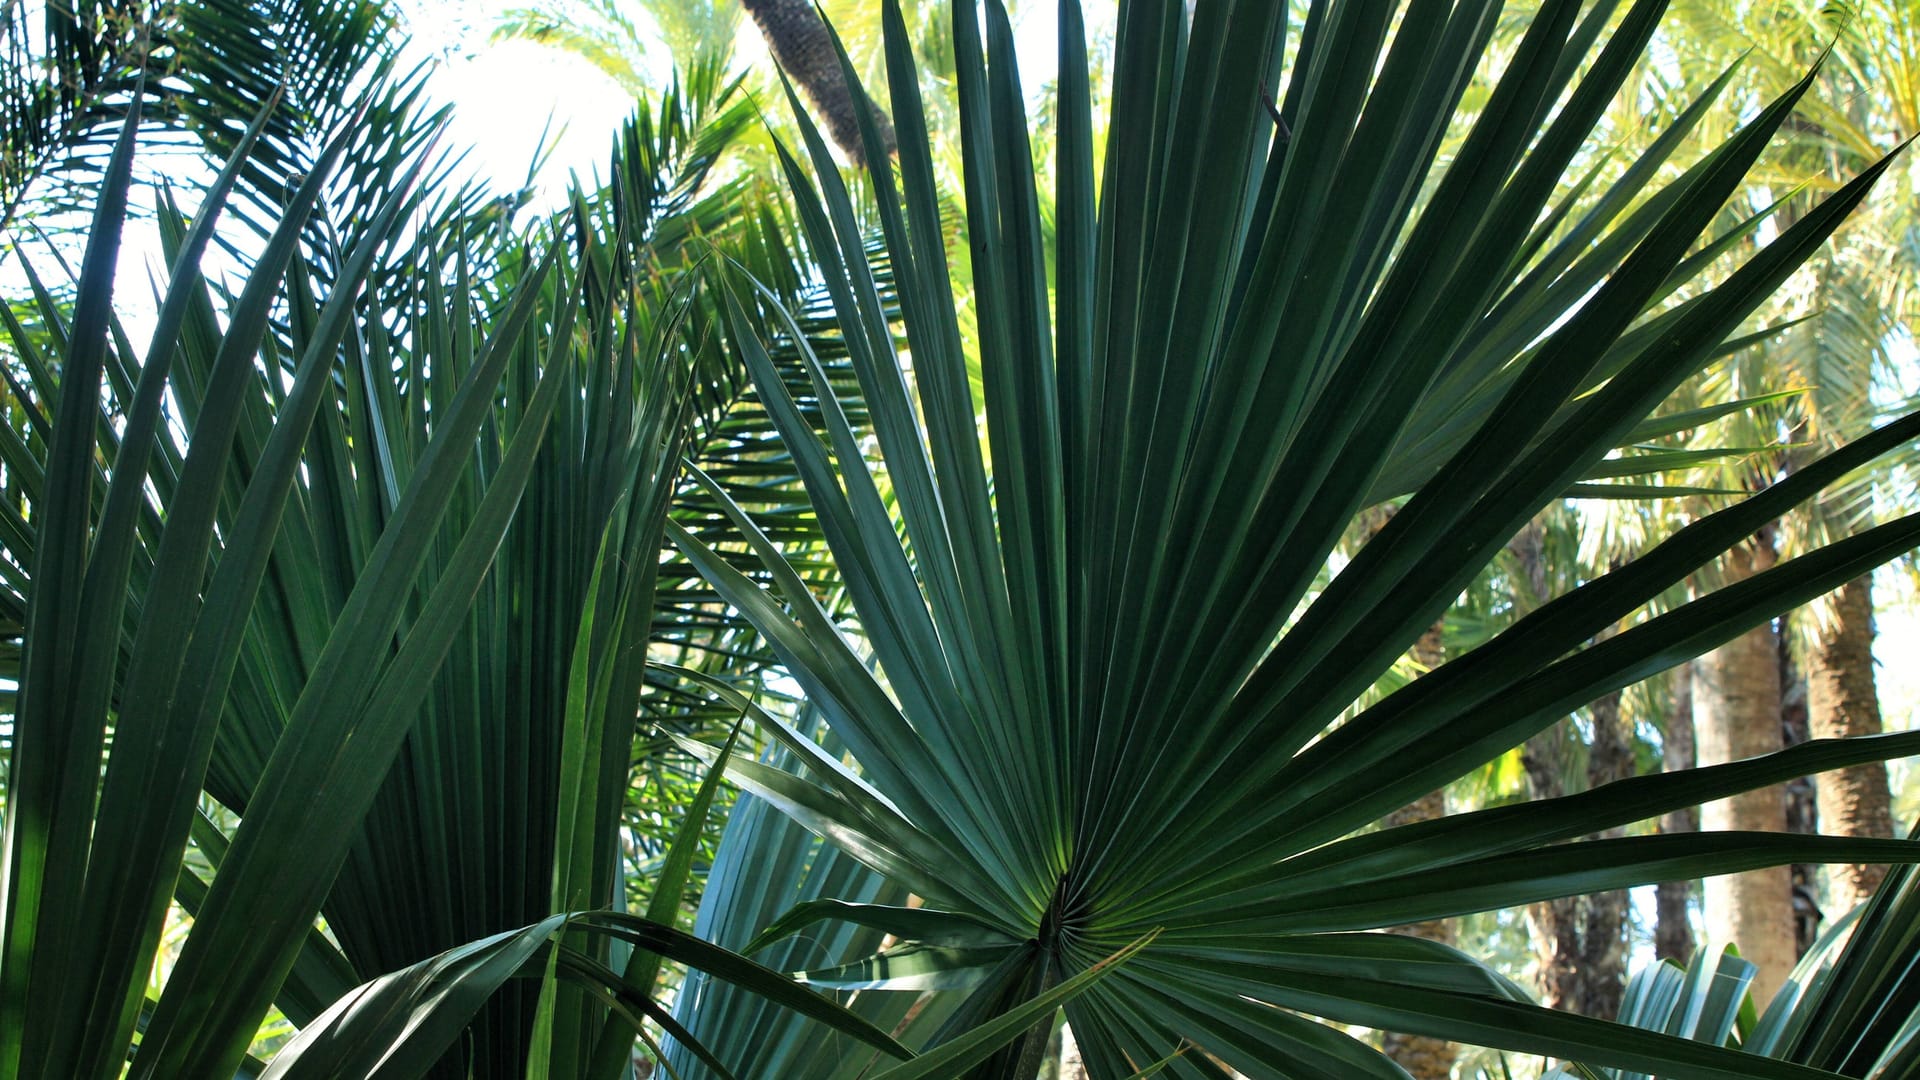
left=664, top=697, right=970, bottom=1079
left=671, top=1, right=1920, bottom=1076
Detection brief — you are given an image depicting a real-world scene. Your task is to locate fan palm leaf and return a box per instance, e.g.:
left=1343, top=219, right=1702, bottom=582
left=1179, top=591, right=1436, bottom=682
left=673, top=2, right=1920, bottom=1076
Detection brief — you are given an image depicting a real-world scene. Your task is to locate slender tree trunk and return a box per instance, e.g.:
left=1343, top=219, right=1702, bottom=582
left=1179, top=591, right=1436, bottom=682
left=1579, top=687, right=1633, bottom=1020
left=1779, top=629, right=1822, bottom=955
left=1522, top=728, right=1583, bottom=1011
left=1656, top=664, right=1697, bottom=962
left=1695, top=536, right=1795, bottom=1006
left=740, top=0, right=897, bottom=166
left=1379, top=619, right=1459, bottom=1080
left=1357, top=506, right=1456, bottom=1077
left=1522, top=686, right=1632, bottom=1018
left=1380, top=795, right=1457, bottom=1079
left=1511, top=523, right=1632, bottom=1016
left=1808, top=574, right=1895, bottom=915
left=1513, top=521, right=1589, bottom=1012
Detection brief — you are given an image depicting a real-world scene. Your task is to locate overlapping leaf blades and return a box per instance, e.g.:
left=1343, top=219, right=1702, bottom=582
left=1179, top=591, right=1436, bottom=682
left=1552, top=842, right=1920, bottom=1079
left=675, top=1, right=1920, bottom=1076
left=0, top=62, right=916, bottom=1080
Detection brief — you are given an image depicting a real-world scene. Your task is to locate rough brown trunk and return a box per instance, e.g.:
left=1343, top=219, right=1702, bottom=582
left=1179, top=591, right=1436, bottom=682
left=1511, top=517, right=1632, bottom=1016
left=1695, top=536, right=1795, bottom=1006
left=1808, top=574, right=1895, bottom=916
left=1779, top=629, right=1821, bottom=955
left=1522, top=685, right=1632, bottom=1018
left=1379, top=618, right=1458, bottom=1080
left=741, top=0, right=897, bottom=166
left=1380, top=790, right=1458, bottom=1079
left=1512, top=521, right=1591, bottom=1012
left=1523, top=727, right=1583, bottom=1011
left=1655, top=663, right=1698, bottom=963
left=1579, top=687, right=1633, bottom=1020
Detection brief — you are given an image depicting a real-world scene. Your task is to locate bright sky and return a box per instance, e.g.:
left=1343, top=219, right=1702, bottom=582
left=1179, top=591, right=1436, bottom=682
left=389, top=0, right=1079, bottom=209
left=392, top=0, right=636, bottom=207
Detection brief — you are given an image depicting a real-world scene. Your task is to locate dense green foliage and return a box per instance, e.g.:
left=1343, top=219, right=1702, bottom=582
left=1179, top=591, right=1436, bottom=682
left=4, top=1, right=1920, bottom=1078
left=669, top=1, right=1920, bottom=1076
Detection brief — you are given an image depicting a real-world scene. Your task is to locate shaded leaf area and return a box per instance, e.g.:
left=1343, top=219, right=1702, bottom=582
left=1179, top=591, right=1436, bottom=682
left=0, top=51, right=912, bottom=1080
left=635, top=172, right=896, bottom=916
left=672, top=1, right=1920, bottom=1077
left=668, top=701, right=968, bottom=1079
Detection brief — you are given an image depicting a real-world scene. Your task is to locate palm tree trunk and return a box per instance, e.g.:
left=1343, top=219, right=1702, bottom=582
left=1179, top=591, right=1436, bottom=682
left=1656, top=664, right=1697, bottom=962
left=1382, top=622, right=1451, bottom=1076
left=1521, top=686, right=1632, bottom=1017
left=1695, top=536, right=1795, bottom=1005
left=740, top=0, right=897, bottom=166
left=1779, top=630, right=1822, bottom=954
left=1808, top=574, right=1895, bottom=915
left=1380, top=789, right=1458, bottom=1079
left=1579, top=687, right=1633, bottom=1020
left=1370, top=518, right=1458, bottom=1080
left=1522, top=730, right=1583, bottom=1012
left=1513, top=521, right=1587, bottom=1013
left=1510, top=527, right=1632, bottom=1016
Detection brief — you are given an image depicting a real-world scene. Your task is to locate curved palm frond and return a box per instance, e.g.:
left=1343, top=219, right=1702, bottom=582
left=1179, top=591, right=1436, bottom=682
left=0, top=0, right=152, bottom=232
left=0, top=51, right=919, bottom=1080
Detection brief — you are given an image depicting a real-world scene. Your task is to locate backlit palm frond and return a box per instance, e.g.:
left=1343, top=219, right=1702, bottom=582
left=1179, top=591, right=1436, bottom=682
left=0, top=0, right=154, bottom=232
left=160, top=0, right=498, bottom=269
left=493, top=0, right=655, bottom=90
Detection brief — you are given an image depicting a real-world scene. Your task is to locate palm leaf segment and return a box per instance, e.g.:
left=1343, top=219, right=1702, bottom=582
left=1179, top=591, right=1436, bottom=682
left=676, top=1, right=1920, bottom=1076
left=1551, top=846, right=1920, bottom=1079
